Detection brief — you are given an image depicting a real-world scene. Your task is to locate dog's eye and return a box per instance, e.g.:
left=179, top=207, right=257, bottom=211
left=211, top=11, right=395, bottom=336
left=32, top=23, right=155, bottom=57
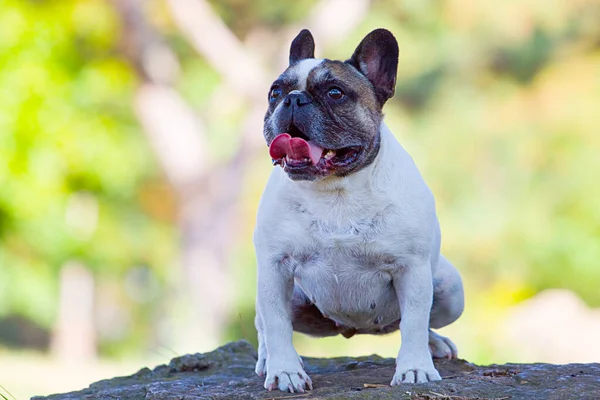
left=269, top=87, right=282, bottom=102
left=327, top=87, right=344, bottom=100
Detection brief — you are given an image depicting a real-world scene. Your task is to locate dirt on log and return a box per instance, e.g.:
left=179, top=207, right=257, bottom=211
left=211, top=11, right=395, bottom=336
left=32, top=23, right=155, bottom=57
left=33, top=340, right=600, bottom=400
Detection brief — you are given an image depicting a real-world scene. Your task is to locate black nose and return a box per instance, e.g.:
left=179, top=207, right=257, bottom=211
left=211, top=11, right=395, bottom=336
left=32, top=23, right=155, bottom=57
left=283, top=91, right=312, bottom=107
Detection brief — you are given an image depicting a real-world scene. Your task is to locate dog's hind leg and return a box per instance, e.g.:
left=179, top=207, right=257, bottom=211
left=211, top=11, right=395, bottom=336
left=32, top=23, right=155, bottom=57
left=428, top=329, right=458, bottom=359
left=428, top=255, right=464, bottom=359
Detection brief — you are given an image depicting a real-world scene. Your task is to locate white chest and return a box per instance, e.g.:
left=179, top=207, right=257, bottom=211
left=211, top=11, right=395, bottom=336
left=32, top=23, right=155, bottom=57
left=287, top=201, right=402, bottom=330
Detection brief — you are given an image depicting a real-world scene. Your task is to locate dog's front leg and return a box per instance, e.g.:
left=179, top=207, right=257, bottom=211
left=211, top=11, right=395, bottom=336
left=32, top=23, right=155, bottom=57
left=255, top=254, right=312, bottom=392
left=391, top=258, right=441, bottom=384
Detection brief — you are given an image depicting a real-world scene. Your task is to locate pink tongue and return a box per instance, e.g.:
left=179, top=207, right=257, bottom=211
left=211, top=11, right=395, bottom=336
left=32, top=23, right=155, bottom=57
left=269, top=133, right=323, bottom=166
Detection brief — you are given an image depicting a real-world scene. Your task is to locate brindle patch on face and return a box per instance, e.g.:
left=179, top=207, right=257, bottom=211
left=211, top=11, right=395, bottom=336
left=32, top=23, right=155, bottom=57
left=311, top=61, right=380, bottom=116
left=264, top=59, right=384, bottom=180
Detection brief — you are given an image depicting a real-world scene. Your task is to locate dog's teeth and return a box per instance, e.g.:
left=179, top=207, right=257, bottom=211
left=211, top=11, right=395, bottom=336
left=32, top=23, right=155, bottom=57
left=324, top=150, right=336, bottom=160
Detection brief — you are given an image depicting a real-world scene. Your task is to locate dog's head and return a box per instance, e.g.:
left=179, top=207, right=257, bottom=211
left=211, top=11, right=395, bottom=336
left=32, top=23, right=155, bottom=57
left=264, top=29, right=399, bottom=181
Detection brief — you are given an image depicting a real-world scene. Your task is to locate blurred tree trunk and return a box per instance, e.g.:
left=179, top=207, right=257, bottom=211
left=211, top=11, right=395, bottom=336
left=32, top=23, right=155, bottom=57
left=52, top=192, right=100, bottom=361
left=51, top=262, right=96, bottom=362
left=112, top=0, right=231, bottom=351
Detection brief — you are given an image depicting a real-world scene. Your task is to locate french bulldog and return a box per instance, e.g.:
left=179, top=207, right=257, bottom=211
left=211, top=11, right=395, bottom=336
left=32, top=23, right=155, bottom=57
left=253, top=28, right=464, bottom=393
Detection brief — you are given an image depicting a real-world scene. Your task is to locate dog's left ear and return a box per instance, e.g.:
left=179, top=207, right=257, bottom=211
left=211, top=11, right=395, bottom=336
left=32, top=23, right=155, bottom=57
left=289, top=29, right=315, bottom=65
left=346, top=29, right=399, bottom=106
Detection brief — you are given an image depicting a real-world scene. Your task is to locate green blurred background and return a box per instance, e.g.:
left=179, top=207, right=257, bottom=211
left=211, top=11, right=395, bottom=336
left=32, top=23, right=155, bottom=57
left=1, top=0, right=599, bottom=398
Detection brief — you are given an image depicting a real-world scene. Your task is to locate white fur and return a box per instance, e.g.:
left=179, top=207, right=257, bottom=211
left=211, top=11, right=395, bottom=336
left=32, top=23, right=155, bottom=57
left=254, top=121, right=461, bottom=391
left=291, top=58, right=323, bottom=90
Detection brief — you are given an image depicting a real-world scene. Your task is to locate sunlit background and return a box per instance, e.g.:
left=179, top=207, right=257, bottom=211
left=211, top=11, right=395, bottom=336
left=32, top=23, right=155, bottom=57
left=1, top=0, right=600, bottom=398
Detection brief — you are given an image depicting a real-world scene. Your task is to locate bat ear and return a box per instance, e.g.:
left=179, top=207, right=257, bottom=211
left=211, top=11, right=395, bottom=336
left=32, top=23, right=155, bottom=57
left=289, top=29, right=315, bottom=65
left=346, top=29, right=399, bottom=105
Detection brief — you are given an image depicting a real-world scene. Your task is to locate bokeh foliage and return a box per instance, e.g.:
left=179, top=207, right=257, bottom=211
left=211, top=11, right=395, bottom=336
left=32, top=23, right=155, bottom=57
left=1, top=0, right=599, bottom=363
left=0, top=0, right=175, bottom=351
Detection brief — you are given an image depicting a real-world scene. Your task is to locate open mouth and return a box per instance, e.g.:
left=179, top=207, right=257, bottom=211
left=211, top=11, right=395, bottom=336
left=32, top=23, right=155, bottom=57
left=269, top=128, right=362, bottom=173
left=283, top=145, right=362, bottom=169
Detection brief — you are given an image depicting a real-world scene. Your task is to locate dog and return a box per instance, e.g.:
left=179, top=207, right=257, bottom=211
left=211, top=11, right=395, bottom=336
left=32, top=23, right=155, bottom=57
left=253, top=28, right=464, bottom=393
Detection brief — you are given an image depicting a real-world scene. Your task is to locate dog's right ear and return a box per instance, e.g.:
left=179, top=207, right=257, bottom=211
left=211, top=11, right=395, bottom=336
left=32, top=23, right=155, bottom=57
left=289, top=29, right=315, bottom=65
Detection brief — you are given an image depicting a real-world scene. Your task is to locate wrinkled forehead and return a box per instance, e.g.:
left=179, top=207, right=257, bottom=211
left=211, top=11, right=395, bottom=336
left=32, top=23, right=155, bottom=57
left=278, top=59, right=371, bottom=91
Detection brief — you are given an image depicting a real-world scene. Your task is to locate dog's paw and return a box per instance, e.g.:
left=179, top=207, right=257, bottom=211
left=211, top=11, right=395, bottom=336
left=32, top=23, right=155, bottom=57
left=264, top=358, right=312, bottom=392
left=429, top=330, right=458, bottom=359
left=255, top=354, right=305, bottom=378
left=391, top=355, right=441, bottom=385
